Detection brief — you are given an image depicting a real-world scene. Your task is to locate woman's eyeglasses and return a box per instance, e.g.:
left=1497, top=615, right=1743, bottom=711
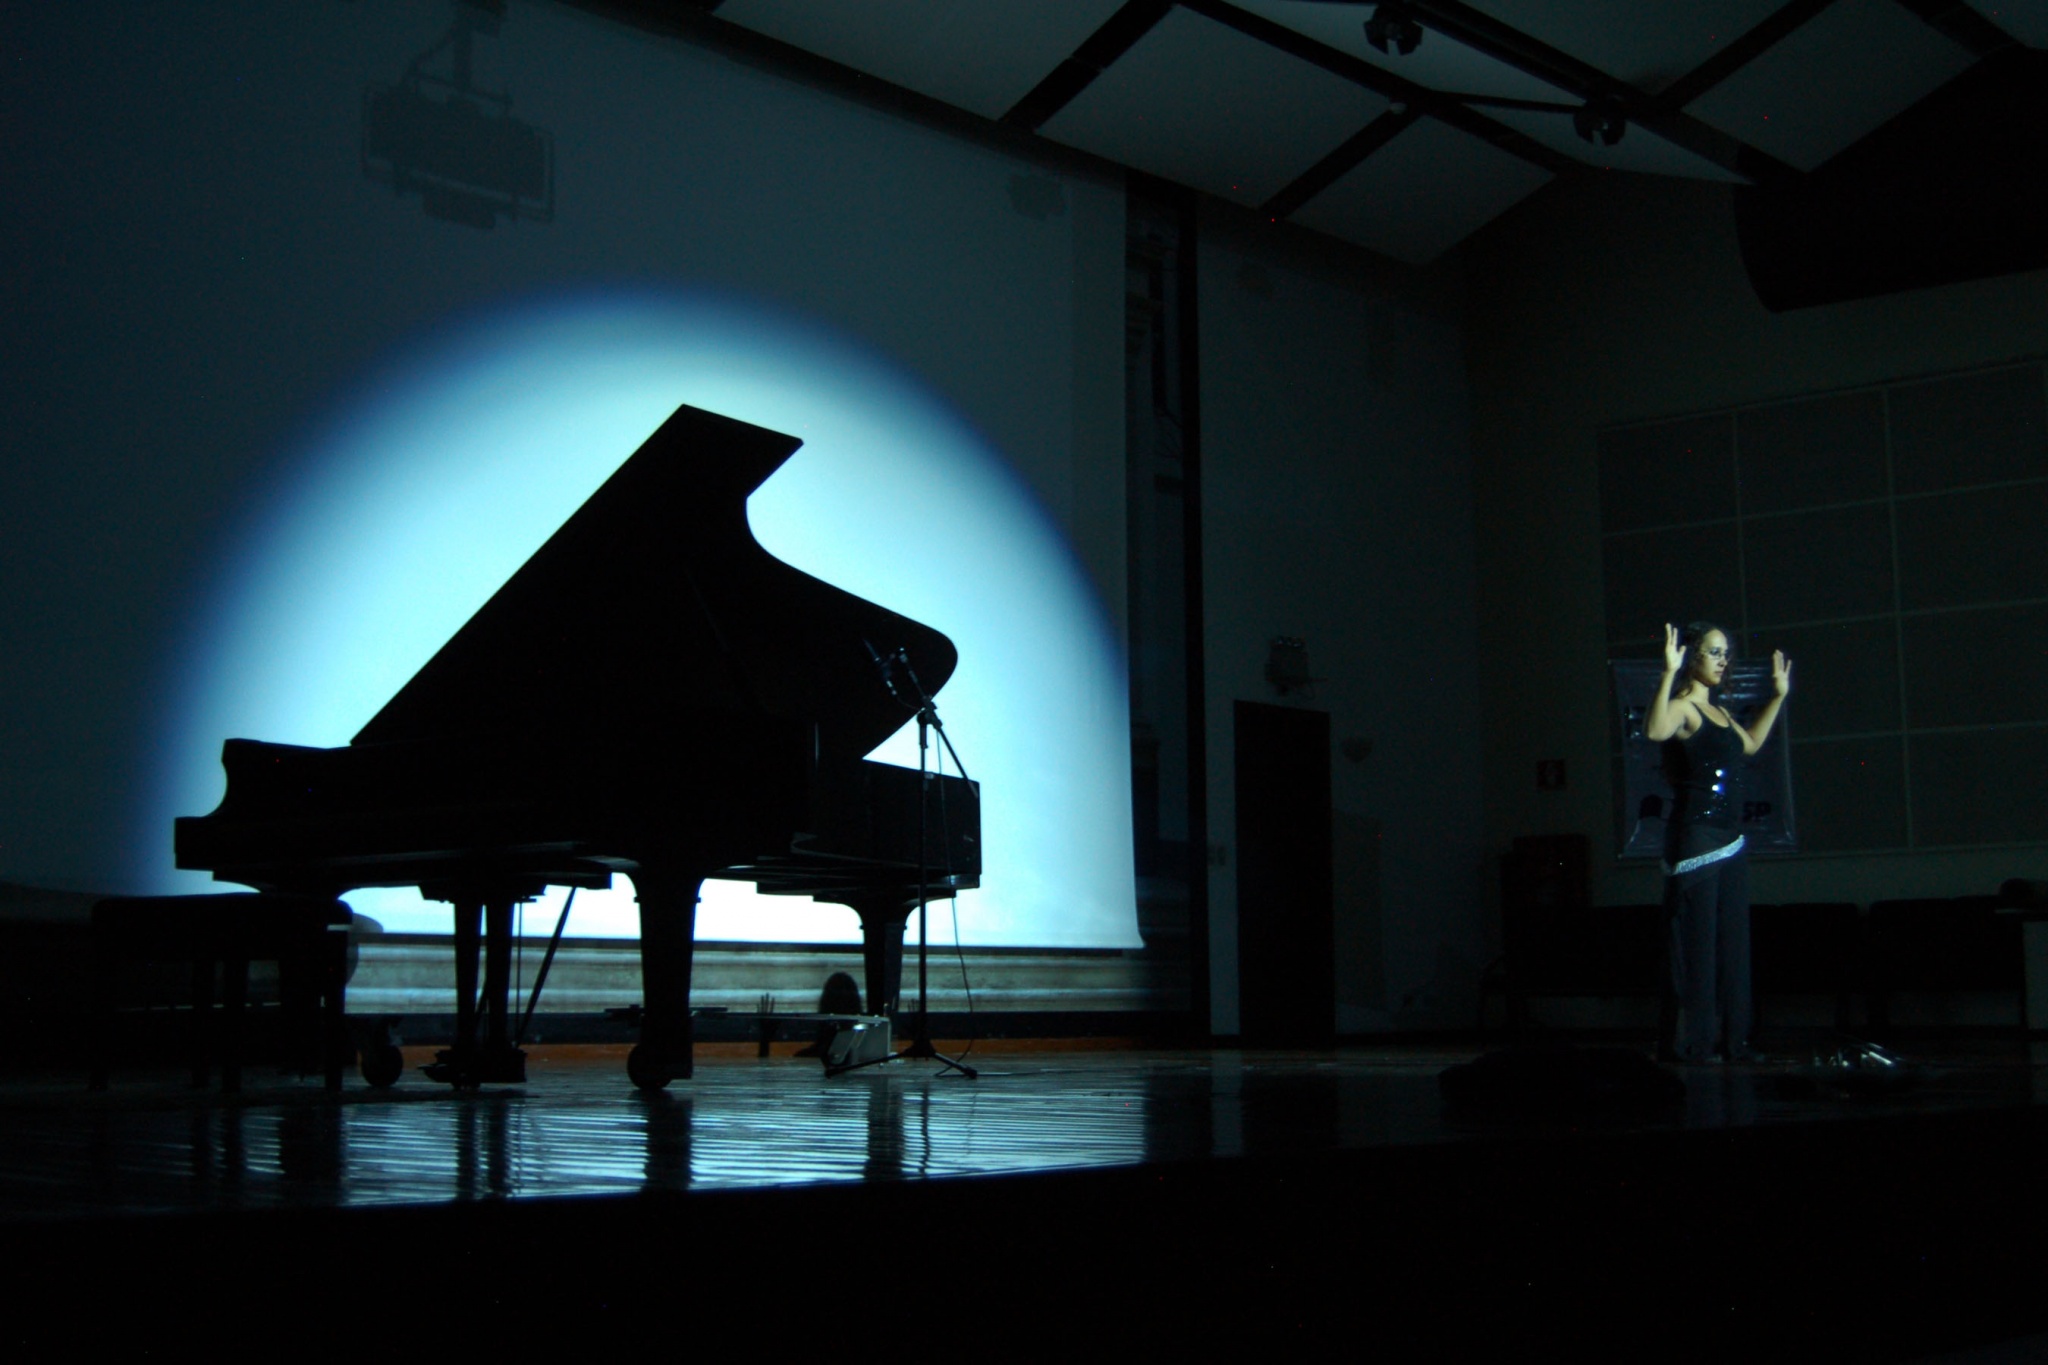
left=1700, top=647, right=1730, bottom=661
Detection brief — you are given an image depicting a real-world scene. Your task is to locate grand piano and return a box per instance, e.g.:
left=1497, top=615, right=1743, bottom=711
left=175, top=403, right=980, bottom=1089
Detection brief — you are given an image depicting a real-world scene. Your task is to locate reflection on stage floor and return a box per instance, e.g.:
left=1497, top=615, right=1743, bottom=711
left=1, top=1041, right=2040, bottom=1225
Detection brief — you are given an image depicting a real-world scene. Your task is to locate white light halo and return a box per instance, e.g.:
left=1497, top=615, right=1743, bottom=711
left=150, top=288, right=1140, bottom=949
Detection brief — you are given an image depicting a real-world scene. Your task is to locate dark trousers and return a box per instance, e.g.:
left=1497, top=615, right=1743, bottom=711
left=1663, top=850, right=1751, bottom=1062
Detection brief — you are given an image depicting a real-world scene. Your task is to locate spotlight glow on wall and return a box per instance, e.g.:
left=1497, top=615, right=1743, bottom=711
left=148, top=289, right=1140, bottom=949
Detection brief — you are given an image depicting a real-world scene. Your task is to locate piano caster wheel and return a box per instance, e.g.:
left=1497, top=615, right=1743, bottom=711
left=361, top=1043, right=404, bottom=1089
left=627, top=1045, right=672, bottom=1092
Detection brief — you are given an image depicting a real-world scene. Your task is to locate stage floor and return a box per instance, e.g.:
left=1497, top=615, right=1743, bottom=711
left=1, top=1039, right=2039, bottom=1222
left=9, top=1040, right=2048, bottom=1359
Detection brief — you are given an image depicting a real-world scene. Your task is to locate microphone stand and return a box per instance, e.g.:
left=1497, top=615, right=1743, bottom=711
left=850, top=641, right=977, bottom=1079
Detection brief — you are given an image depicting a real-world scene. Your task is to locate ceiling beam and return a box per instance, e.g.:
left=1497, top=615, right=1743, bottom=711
left=1889, top=0, right=2017, bottom=57
left=1400, top=0, right=1615, bottom=98
left=1183, top=0, right=1577, bottom=177
left=1650, top=0, right=1839, bottom=114
left=1400, top=0, right=1801, bottom=186
left=1637, top=106, right=1799, bottom=187
left=1260, top=107, right=1421, bottom=220
left=1454, top=95, right=1582, bottom=114
left=1001, top=0, right=1175, bottom=131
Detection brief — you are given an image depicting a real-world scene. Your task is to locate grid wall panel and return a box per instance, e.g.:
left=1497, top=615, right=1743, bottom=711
left=1736, top=390, right=1886, bottom=515
left=1895, top=482, right=2048, bottom=611
left=1889, top=365, right=2048, bottom=495
left=1742, top=503, right=1895, bottom=627
left=1901, top=603, right=2048, bottom=730
left=1788, top=735, right=1908, bottom=852
left=1910, top=727, right=2048, bottom=847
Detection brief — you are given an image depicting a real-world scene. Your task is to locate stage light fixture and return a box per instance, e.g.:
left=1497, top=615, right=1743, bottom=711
left=1574, top=95, right=1627, bottom=147
left=362, top=1, right=553, bottom=229
left=1364, top=4, right=1424, bottom=57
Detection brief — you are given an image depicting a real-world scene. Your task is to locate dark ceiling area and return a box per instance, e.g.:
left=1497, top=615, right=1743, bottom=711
left=565, top=0, right=2045, bottom=289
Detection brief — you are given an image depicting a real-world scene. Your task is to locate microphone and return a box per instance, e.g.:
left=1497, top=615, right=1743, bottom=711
left=863, top=638, right=905, bottom=702
left=894, top=646, right=926, bottom=699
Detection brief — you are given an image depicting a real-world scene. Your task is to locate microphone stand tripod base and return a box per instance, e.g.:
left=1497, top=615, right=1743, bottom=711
left=896, top=1027, right=978, bottom=1079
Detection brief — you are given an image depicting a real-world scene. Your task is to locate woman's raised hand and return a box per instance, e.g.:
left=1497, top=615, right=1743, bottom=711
left=1662, top=622, right=1685, bottom=676
left=1772, top=649, right=1793, bottom=697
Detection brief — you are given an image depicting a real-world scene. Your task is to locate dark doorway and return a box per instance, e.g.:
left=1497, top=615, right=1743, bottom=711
left=1235, top=701, right=1334, bottom=1043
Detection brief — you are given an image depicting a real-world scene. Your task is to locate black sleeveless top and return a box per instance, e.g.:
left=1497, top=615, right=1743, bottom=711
left=1661, top=714, right=1745, bottom=869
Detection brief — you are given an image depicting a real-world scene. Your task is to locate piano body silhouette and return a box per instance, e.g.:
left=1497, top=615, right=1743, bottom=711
left=176, top=403, right=980, bottom=1089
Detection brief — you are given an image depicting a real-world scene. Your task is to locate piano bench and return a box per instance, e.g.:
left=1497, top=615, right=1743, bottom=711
left=89, top=894, right=354, bottom=1094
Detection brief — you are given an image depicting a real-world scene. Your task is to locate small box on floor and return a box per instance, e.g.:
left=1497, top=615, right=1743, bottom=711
left=824, top=1017, right=892, bottom=1069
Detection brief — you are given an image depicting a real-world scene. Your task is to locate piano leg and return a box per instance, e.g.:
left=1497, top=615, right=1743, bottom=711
left=479, top=897, right=526, bottom=1081
left=431, top=893, right=529, bottom=1086
left=318, top=918, right=348, bottom=1093
left=482, top=899, right=513, bottom=1060
left=632, top=869, right=704, bottom=1090
left=847, top=896, right=913, bottom=1018
left=451, top=896, right=481, bottom=1073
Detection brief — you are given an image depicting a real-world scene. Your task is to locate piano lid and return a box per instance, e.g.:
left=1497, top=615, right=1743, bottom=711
left=352, top=403, right=954, bottom=763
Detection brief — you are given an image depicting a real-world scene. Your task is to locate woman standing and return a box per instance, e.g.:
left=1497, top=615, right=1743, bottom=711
left=1642, top=621, right=1791, bottom=1063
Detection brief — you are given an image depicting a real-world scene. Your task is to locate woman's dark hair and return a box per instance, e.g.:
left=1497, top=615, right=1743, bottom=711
left=1678, top=620, right=1730, bottom=693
